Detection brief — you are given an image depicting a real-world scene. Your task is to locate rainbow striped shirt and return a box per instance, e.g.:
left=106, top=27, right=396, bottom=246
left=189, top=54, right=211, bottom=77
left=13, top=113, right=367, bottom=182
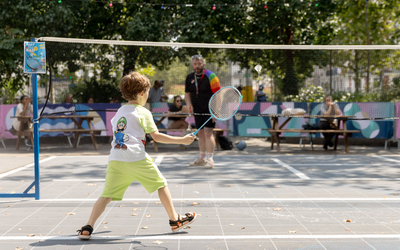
left=204, top=69, right=221, bottom=93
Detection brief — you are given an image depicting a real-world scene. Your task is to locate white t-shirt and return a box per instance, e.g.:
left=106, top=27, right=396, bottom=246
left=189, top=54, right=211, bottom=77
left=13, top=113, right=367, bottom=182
left=12, top=103, right=33, bottom=131
left=320, top=103, right=341, bottom=121
left=108, top=104, right=158, bottom=163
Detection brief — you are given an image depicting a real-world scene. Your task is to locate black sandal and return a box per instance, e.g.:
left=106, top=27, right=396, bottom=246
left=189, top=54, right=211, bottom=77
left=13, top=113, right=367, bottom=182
left=77, top=225, right=93, bottom=240
left=169, top=212, right=197, bottom=232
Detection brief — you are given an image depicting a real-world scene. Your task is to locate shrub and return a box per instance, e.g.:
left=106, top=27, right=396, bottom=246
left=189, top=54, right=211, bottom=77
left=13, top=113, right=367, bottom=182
left=284, top=84, right=325, bottom=103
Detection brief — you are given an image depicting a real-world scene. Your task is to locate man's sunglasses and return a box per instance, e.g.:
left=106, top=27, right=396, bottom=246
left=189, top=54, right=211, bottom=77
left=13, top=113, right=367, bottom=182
left=191, top=55, right=203, bottom=59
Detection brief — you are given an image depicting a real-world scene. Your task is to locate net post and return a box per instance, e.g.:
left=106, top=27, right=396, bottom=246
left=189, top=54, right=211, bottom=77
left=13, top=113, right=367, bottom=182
left=31, top=38, right=40, bottom=200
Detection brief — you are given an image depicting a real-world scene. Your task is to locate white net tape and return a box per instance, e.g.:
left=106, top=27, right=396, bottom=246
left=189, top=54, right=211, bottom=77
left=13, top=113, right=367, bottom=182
left=38, top=37, right=400, bottom=50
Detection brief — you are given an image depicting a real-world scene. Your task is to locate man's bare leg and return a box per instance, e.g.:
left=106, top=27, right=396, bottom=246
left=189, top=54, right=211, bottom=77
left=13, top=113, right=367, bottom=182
left=204, top=127, right=215, bottom=165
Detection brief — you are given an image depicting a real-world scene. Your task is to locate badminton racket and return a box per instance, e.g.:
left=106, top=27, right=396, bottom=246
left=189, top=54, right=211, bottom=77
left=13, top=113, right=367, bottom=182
left=25, top=50, right=41, bottom=70
left=192, top=86, right=242, bottom=136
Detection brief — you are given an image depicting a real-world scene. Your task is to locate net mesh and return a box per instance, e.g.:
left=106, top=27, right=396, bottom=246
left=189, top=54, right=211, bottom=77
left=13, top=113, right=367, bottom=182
left=36, top=37, right=400, bottom=120
left=3, top=37, right=400, bottom=140
left=209, top=87, right=241, bottom=120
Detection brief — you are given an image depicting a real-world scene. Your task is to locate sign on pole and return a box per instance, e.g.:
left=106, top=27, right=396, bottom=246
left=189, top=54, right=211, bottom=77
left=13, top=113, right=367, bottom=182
left=24, top=42, right=46, bottom=74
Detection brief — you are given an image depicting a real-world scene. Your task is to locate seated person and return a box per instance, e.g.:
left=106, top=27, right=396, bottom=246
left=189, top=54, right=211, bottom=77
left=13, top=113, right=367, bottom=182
left=64, top=93, right=73, bottom=104
left=318, top=95, right=341, bottom=150
left=11, top=95, right=33, bottom=146
left=168, top=95, right=189, bottom=129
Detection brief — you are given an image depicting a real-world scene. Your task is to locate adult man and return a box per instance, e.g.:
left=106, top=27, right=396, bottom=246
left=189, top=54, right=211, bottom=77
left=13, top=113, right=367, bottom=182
left=185, top=55, right=220, bottom=169
left=256, top=85, right=267, bottom=102
left=318, top=95, right=341, bottom=150
left=147, top=80, right=168, bottom=104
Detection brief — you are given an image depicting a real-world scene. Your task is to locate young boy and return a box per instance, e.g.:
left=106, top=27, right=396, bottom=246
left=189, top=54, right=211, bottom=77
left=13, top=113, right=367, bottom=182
left=77, top=72, right=196, bottom=239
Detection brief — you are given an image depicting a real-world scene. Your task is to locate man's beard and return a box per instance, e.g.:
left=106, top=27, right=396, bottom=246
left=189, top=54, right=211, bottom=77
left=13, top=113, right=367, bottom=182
left=194, top=68, right=204, bottom=75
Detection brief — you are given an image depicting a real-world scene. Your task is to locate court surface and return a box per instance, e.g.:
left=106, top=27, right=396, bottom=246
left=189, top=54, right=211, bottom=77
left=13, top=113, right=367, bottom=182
left=1, top=154, right=400, bottom=250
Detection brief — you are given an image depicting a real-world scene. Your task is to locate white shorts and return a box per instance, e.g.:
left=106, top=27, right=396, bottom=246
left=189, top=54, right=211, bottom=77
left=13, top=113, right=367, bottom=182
left=168, top=120, right=174, bottom=128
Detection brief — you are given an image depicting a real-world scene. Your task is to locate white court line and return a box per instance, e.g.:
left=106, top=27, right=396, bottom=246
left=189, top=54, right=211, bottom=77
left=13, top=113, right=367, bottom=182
left=272, top=158, right=310, bottom=180
left=51, top=154, right=400, bottom=158
left=372, top=155, right=400, bottom=163
left=162, top=163, right=397, bottom=166
left=54, top=155, right=108, bottom=158
left=53, top=179, right=107, bottom=182
left=34, top=198, right=400, bottom=202
left=0, top=156, right=57, bottom=179
left=290, top=164, right=398, bottom=166
left=43, top=155, right=399, bottom=166
left=1, top=234, right=400, bottom=241
left=154, top=155, right=164, bottom=165
left=51, top=178, right=400, bottom=182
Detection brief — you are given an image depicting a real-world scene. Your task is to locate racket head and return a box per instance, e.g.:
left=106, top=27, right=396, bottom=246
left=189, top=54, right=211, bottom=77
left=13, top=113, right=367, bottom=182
left=208, top=86, right=242, bottom=121
left=27, top=58, right=40, bottom=70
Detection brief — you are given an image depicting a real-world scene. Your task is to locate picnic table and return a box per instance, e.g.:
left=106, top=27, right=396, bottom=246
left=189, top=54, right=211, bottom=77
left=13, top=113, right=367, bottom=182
left=151, top=113, right=231, bottom=152
left=10, top=115, right=107, bottom=150
left=265, top=114, right=360, bottom=153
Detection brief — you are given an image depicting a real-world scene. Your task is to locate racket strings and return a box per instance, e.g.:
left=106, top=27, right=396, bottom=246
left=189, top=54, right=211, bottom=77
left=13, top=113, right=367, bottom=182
left=209, top=88, right=241, bottom=120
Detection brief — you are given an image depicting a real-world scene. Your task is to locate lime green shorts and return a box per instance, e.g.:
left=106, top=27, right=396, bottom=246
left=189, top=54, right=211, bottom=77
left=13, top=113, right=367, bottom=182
left=100, top=157, right=167, bottom=201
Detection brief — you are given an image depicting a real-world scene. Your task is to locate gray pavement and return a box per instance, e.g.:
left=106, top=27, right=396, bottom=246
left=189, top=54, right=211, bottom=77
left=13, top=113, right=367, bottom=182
left=1, top=138, right=400, bottom=249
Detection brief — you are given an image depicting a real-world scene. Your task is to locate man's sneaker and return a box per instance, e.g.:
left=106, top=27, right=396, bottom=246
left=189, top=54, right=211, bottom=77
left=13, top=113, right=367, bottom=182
left=204, top=159, right=214, bottom=169
left=189, top=157, right=206, bottom=166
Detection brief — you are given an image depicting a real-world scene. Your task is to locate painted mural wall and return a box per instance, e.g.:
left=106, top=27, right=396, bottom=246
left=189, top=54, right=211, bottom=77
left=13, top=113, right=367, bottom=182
left=0, top=102, right=397, bottom=140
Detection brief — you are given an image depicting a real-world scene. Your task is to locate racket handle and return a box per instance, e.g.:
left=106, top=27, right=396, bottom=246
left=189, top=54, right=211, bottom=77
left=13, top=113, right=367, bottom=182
left=192, top=116, right=212, bottom=136
left=183, top=132, right=196, bottom=147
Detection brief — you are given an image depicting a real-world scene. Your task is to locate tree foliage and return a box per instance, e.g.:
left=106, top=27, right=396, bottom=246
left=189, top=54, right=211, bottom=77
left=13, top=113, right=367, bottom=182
left=224, top=0, right=338, bottom=96
left=69, top=77, right=123, bottom=104
left=331, top=0, right=400, bottom=92
left=2, top=0, right=400, bottom=103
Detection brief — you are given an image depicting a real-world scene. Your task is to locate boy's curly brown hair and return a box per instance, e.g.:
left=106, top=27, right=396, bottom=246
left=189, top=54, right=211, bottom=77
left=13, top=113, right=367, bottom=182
left=120, top=72, right=151, bottom=101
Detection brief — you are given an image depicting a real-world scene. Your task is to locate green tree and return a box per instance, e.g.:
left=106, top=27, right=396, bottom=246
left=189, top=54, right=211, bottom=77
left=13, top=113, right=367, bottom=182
left=69, top=77, right=123, bottom=104
left=0, top=28, right=26, bottom=102
left=331, top=0, right=400, bottom=92
left=225, top=1, right=338, bottom=96
left=0, top=0, right=94, bottom=101
left=172, top=0, right=245, bottom=60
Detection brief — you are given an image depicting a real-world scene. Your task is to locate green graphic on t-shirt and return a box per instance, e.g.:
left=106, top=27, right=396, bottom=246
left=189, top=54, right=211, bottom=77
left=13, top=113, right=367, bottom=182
left=115, top=117, right=128, bottom=147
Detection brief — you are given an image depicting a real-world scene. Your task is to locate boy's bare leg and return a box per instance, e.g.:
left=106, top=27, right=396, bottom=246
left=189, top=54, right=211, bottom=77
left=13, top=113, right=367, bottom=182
left=80, top=197, right=113, bottom=236
left=158, top=186, right=178, bottom=221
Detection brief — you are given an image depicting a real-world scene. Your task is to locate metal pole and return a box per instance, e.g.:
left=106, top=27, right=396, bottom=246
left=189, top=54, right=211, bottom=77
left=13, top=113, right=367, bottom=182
left=31, top=38, right=40, bottom=200
left=329, top=50, right=332, bottom=95
left=366, top=0, right=370, bottom=92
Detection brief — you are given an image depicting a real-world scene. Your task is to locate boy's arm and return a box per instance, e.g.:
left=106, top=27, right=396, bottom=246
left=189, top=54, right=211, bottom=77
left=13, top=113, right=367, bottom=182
left=150, top=131, right=195, bottom=145
left=141, top=107, right=194, bottom=145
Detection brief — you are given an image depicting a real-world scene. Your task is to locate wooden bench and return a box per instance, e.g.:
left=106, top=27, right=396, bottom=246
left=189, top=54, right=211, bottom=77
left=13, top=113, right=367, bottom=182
left=10, top=115, right=106, bottom=150
left=150, top=128, right=231, bottom=152
left=7, top=128, right=107, bottom=150
left=6, top=129, right=34, bottom=150
left=265, top=129, right=361, bottom=153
